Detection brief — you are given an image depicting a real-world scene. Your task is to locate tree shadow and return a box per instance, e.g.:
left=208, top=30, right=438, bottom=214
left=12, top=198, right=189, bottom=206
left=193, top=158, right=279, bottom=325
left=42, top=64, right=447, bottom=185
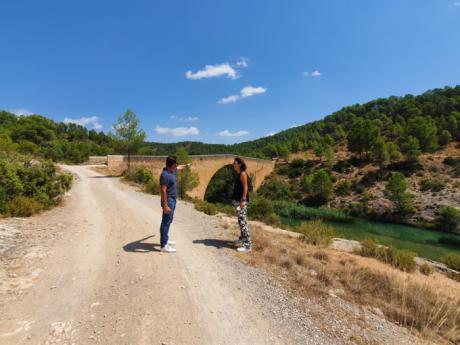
left=192, top=239, right=235, bottom=250
left=123, top=235, right=160, bottom=253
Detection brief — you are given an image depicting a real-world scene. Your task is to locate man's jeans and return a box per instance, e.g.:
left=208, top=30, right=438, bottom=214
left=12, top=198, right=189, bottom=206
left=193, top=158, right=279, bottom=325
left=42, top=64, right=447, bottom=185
left=160, top=198, right=176, bottom=247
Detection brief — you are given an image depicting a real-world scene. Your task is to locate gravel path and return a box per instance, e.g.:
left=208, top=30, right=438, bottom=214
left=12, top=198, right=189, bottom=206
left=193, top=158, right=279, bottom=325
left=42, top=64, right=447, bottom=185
left=0, top=165, right=428, bottom=345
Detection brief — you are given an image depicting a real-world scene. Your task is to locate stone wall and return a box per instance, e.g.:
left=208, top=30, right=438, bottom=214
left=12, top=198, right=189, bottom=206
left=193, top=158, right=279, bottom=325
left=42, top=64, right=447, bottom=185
left=107, top=154, right=275, bottom=200
left=86, top=156, right=108, bottom=165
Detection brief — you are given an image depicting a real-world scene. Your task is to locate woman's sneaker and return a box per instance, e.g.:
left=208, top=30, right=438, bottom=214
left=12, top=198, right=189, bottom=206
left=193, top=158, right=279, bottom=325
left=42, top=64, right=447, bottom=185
left=161, top=244, right=176, bottom=253
left=237, top=246, right=251, bottom=253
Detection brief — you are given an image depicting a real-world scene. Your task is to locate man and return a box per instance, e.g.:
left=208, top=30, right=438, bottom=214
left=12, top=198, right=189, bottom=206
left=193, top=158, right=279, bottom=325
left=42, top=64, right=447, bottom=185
left=159, top=155, right=189, bottom=253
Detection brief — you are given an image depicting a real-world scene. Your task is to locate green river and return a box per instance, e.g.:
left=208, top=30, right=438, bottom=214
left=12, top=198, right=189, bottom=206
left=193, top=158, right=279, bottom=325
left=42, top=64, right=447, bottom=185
left=282, top=217, right=460, bottom=261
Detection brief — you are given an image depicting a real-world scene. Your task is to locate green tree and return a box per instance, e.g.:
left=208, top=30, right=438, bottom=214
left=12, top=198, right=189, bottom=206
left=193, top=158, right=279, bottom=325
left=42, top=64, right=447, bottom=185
left=347, top=118, right=380, bottom=160
left=385, top=172, right=414, bottom=213
left=406, top=116, right=438, bottom=152
left=112, top=110, right=146, bottom=171
left=371, top=136, right=390, bottom=168
left=310, top=169, right=333, bottom=205
left=434, top=206, right=460, bottom=233
left=175, top=147, right=199, bottom=199
left=400, top=135, right=421, bottom=162
left=387, top=142, right=401, bottom=162
left=438, top=129, right=452, bottom=146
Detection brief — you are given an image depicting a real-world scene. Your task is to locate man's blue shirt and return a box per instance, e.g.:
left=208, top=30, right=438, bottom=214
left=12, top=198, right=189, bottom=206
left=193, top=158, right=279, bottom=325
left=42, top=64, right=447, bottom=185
left=159, top=168, right=177, bottom=199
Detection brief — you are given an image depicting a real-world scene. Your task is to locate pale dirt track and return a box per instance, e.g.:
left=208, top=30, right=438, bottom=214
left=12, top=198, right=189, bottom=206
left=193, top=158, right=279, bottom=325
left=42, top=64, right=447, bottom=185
left=0, top=165, right=425, bottom=345
left=0, top=165, right=324, bottom=345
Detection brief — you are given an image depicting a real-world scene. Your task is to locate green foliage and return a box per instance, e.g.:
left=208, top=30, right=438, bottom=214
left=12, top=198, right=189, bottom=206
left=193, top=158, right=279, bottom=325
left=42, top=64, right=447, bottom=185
left=406, top=116, right=439, bottom=152
left=419, top=178, right=446, bottom=192
left=358, top=239, right=417, bottom=272
left=442, top=253, right=460, bottom=271
left=144, top=180, right=161, bottom=195
left=248, top=195, right=275, bottom=220
left=124, top=167, right=154, bottom=184
left=0, top=158, right=72, bottom=217
left=297, top=220, right=335, bottom=247
left=371, top=136, right=390, bottom=168
left=434, top=206, right=460, bottom=233
left=6, top=196, right=43, bottom=217
left=400, top=135, right=421, bottom=162
left=419, top=263, right=434, bottom=276
left=204, top=165, right=235, bottom=203
left=385, top=172, right=414, bottom=213
left=175, top=148, right=199, bottom=199
left=273, top=200, right=353, bottom=222
left=438, top=130, right=452, bottom=146
left=111, top=110, right=146, bottom=170
left=304, top=169, right=333, bottom=206
left=193, top=200, right=218, bottom=215
left=258, top=179, right=292, bottom=201
left=334, top=180, right=352, bottom=196
left=347, top=118, right=380, bottom=160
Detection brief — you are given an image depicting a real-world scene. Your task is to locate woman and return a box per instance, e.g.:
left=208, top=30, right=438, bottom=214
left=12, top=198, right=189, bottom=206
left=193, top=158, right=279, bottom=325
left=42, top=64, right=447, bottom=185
left=232, top=157, right=252, bottom=253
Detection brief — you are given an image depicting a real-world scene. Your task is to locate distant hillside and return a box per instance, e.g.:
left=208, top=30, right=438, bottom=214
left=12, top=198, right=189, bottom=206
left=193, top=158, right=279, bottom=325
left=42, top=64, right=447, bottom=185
left=2, top=85, right=460, bottom=163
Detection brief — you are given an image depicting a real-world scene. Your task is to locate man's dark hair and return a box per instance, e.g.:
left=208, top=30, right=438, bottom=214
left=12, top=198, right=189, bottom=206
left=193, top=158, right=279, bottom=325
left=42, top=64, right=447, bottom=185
left=166, top=155, right=177, bottom=167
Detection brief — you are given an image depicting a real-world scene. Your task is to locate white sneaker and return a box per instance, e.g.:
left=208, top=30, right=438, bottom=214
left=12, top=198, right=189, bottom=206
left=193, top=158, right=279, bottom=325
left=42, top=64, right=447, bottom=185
left=160, top=244, right=176, bottom=253
left=168, top=240, right=176, bottom=245
left=237, top=246, right=252, bottom=253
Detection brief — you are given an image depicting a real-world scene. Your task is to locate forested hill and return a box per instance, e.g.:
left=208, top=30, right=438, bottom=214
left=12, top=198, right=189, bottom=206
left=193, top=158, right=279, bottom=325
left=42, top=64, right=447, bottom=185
left=148, top=85, right=460, bottom=159
left=1, top=85, right=460, bottom=162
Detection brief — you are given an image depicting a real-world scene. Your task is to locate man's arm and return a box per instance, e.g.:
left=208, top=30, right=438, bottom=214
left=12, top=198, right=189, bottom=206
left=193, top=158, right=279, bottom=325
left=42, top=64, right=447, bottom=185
left=176, top=163, right=192, bottom=171
left=161, top=185, right=171, bottom=214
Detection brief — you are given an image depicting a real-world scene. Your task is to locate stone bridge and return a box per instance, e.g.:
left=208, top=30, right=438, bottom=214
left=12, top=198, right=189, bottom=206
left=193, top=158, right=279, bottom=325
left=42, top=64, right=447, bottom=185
left=106, top=154, right=275, bottom=200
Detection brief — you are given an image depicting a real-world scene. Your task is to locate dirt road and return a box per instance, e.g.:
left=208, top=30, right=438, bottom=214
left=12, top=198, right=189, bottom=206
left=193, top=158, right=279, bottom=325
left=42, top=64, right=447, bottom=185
left=0, top=165, right=341, bottom=345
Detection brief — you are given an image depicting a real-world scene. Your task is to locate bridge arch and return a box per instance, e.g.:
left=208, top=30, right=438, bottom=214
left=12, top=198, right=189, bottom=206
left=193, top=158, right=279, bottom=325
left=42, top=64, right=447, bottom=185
left=106, top=154, right=275, bottom=200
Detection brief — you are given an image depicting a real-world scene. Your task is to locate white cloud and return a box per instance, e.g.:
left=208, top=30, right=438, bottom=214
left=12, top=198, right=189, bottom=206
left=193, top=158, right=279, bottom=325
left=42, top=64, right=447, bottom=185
left=218, top=94, right=241, bottom=104
left=186, top=63, right=238, bottom=80
left=289, top=124, right=301, bottom=128
left=450, top=0, right=460, bottom=6
left=218, top=129, right=250, bottom=137
left=63, top=116, right=102, bottom=130
left=218, top=85, right=267, bottom=105
left=240, top=86, right=267, bottom=98
left=236, top=57, right=249, bottom=68
left=266, top=131, right=278, bottom=136
left=170, top=115, right=199, bottom=122
left=9, top=109, right=34, bottom=116
left=155, top=125, right=199, bottom=137
left=303, top=70, right=322, bottom=77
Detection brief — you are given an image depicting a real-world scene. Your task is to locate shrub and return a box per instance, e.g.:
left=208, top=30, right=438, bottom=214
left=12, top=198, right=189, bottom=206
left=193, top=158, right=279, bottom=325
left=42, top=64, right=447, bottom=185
left=248, top=195, right=275, bottom=220
left=419, top=178, right=446, bottom=192
left=124, top=167, right=153, bottom=184
left=6, top=196, right=43, bottom=217
left=334, top=180, right=352, bottom=196
left=443, top=156, right=459, bottom=167
left=297, top=220, right=335, bottom=247
left=420, top=263, right=434, bottom=276
left=144, top=180, right=160, bottom=195
left=434, top=206, right=460, bottom=233
left=443, top=253, right=460, bottom=271
left=357, top=239, right=416, bottom=272
left=258, top=179, right=292, bottom=201
left=273, top=200, right=353, bottom=223
left=194, top=200, right=218, bottom=215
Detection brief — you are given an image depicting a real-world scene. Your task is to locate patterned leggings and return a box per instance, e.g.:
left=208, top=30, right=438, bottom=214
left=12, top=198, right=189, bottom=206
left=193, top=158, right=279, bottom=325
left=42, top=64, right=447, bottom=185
left=233, top=201, right=252, bottom=248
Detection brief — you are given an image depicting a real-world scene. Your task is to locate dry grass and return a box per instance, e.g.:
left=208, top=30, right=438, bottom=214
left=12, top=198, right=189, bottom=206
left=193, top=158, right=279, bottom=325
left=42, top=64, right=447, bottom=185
left=240, top=225, right=460, bottom=344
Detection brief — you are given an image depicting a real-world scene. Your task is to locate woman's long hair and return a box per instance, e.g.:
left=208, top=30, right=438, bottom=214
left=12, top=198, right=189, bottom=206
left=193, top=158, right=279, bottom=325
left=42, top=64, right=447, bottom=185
left=234, top=157, right=247, bottom=171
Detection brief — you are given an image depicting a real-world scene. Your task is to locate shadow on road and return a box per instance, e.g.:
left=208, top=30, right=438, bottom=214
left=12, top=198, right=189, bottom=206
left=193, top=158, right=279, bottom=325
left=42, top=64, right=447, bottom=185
left=192, top=239, right=235, bottom=250
left=123, top=235, right=160, bottom=253
left=88, top=176, right=119, bottom=179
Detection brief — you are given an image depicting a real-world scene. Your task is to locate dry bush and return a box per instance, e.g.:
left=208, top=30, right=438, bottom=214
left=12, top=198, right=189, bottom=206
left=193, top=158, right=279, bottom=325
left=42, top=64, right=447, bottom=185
left=241, top=225, right=460, bottom=344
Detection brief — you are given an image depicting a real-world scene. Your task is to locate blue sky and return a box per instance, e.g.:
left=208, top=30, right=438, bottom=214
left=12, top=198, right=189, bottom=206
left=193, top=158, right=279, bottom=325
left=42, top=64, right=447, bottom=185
left=1, top=1, right=460, bottom=143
